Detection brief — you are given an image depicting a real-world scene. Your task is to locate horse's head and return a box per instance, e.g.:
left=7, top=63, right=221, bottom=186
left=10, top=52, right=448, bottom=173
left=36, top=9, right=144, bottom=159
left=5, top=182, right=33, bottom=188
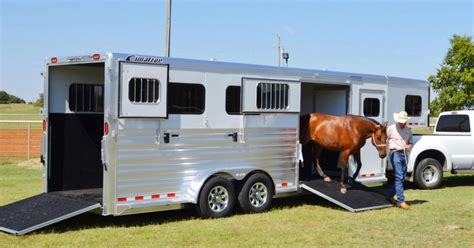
left=371, top=122, right=388, bottom=158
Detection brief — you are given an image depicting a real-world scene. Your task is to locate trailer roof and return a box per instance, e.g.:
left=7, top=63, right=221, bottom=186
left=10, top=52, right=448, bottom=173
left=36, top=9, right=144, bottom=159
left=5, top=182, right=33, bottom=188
left=47, top=52, right=428, bottom=87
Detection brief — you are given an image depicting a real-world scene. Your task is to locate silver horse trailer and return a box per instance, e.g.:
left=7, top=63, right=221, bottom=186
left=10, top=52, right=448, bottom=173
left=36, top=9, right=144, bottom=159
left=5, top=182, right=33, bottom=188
left=0, top=53, right=429, bottom=235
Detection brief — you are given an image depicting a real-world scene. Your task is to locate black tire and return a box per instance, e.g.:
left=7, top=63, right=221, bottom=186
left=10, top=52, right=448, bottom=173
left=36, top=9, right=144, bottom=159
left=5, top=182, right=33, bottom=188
left=196, top=176, right=236, bottom=218
left=238, top=173, right=274, bottom=213
left=414, top=158, right=443, bottom=189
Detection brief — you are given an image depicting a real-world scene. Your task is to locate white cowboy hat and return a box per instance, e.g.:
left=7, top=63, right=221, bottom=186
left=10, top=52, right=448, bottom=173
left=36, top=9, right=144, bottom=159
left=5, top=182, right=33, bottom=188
left=393, top=111, right=410, bottom=123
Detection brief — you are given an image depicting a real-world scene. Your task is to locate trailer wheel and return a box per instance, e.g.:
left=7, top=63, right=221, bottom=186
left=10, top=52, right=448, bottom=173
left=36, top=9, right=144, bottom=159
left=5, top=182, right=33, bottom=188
left=196, top=176, right=235, bottom=218
left=238, top=173, right=274, bottom=213
left=414, top=158, right=443, bottom=189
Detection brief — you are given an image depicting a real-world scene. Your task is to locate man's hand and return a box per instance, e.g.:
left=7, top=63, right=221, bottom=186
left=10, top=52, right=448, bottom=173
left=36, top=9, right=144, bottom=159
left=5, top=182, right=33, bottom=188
left=404, top=144, right=412, bottom=151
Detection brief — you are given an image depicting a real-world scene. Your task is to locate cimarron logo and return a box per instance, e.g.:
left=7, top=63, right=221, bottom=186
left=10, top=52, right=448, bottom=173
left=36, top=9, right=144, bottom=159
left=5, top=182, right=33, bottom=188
left=126, top=55, right=163, bottom=64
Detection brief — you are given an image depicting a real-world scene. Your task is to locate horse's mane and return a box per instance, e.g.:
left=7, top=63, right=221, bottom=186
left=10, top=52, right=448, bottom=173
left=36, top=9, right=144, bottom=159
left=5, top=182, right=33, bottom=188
left=347, top=114, right=385, bottom=131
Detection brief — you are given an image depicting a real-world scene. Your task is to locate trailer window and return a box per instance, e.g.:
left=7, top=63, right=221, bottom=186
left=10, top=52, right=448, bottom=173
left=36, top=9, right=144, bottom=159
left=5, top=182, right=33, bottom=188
left=226, top=86, right=241, bottom=115
left=69, top=84, right=103, bottom=112
left=128, top=78, right=160, bottom=103
left=363, top=98, right=380, bottom=117
left=405, top=95, right=421, bottom=116
left=256, top=83, right=289, bottom=110
left=168, top=83, right=205, bottom=114
left=436, top=114, right=470, bottom=132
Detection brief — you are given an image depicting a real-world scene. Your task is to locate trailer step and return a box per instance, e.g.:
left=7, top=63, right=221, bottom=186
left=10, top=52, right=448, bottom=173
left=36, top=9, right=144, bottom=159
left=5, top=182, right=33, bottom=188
left=300, top=179, right=392, bottom=212
left=0, top=189, right=101, bottom=235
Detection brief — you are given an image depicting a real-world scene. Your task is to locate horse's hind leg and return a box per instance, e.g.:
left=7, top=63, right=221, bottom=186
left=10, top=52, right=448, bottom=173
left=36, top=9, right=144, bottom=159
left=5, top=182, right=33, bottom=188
left=313, top=146, right=331, bottom=182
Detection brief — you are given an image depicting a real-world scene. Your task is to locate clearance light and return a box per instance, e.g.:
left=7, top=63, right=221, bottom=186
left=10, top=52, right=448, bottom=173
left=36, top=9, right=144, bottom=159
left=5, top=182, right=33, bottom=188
left=104, top=122, right=109, bottom=135
left=51, top=57, right=58, bottom=63
left=92, top=54, right=100, bottom=60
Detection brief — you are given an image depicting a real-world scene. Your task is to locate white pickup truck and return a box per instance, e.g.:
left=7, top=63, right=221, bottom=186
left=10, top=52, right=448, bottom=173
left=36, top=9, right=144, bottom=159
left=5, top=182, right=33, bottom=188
left=404, top=110, right=474, bottom=189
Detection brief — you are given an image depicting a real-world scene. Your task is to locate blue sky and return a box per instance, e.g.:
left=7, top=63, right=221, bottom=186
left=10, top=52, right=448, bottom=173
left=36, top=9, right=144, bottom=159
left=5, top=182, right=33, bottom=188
left=1, top=0, right=473, bottom=101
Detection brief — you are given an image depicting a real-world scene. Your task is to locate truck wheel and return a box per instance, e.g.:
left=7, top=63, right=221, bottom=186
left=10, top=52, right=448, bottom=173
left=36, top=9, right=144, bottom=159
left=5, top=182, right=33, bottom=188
left=196, top=176, right=235, bottom=218
left=238, top=173, right=274, bottom=213
left=414, top=158, right=443, bottom=189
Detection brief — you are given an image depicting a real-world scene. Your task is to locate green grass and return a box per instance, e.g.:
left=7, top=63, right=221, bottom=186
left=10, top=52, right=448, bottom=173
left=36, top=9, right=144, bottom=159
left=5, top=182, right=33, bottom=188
left=412, top=126, right=434, bottom=135
left=0, top=157, right=473, bottom=247
left=0, top=104, right=42, bottom=129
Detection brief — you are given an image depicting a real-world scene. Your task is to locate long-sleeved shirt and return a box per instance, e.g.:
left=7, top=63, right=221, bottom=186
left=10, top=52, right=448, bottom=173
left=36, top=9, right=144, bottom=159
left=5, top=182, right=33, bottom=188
left=387, top=123, right=413, bottom=151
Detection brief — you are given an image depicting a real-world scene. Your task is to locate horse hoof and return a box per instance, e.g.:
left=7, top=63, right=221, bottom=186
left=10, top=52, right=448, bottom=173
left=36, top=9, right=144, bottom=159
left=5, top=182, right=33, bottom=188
left=323, top=177, right=332, bottom=183
left=340, top=187, right=347, bottom=194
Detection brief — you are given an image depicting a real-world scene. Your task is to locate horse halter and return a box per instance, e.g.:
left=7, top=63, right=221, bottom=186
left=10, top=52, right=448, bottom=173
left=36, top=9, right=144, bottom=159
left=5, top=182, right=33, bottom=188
left=371, top=133, right=387, bottom=148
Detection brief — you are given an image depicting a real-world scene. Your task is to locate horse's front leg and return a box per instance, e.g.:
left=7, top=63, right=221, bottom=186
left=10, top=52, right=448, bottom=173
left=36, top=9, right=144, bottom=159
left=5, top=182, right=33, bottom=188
left=339, top=150, right=351, bottom=194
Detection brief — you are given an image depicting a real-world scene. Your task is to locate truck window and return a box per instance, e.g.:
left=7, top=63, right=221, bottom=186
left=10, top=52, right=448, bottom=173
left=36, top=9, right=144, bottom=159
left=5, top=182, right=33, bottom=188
left=128, top=78, right=159, bottom=103
left=436, top=114, right=471, bottom=132
left=405, top=95, right=421, bottom=116
left=69, top=84, right=103, bottom=112
left=363, top=98, right=380, bottom=117
left=256, top=83, right=289, bottom=110
left=168, top=83, right=205, bottom=114
left=226, top=86, right=241, bottom=115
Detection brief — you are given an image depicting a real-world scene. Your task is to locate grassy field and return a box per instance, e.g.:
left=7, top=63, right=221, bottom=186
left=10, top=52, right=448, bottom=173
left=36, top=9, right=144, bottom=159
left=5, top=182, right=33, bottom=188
left=0, top=104, right=41, bottom=119
left=0, top=157, right=472, bottom=247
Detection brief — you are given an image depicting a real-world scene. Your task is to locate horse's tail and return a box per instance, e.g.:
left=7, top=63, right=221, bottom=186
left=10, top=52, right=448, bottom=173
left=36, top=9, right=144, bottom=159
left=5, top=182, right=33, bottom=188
left=299, top=114, right=311, bottom=144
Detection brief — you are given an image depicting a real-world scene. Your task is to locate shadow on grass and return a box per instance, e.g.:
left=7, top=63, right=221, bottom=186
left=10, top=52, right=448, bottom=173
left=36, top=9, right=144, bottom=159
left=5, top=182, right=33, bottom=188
left=403, top=174, right=474, bottom=190
left=32, top=194, right=346, bottom=235
left=34, top=175, right=471, bottom=235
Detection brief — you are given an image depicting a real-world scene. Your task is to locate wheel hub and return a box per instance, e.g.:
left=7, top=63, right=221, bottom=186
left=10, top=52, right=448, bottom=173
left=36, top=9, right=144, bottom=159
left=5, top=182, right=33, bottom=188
left=208, top=186, right=229, bottom=212
left=249, top=182, right=268, bottom=208
left=422, top=164, right=439, bottom=184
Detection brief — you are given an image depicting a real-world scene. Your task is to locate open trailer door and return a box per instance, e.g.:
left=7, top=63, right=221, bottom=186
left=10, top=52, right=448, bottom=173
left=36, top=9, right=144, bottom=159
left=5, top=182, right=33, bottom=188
left=0, top=189, right=101, bottom=235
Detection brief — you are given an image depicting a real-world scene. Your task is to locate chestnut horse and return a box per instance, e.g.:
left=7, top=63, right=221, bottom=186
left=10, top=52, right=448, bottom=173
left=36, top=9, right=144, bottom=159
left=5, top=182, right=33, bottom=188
left=300, top=113, right=388, bottom=193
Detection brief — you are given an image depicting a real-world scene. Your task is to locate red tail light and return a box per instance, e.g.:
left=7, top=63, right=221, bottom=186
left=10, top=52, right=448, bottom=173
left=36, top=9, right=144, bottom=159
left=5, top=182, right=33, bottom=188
left=43, top=120, right=46, bottom=131
left=51, top=57, right=58, bottom=63
left=92, top=54, right=100, bottom=60
left=104, top=122, right=109, bottom=135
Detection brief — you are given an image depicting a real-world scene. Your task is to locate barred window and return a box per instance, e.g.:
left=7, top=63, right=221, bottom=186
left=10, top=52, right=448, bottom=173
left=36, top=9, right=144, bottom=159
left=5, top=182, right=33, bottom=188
left=256, top=83, right=289, bottom=110
left=363, top=98, right=380, bottom=117
left=168, top=83, right=205, bottom=114
left=69, top=84, right=104, bottom=112
left=128, top=78, right=160, bottom=103
left=405, top=95, right=422, bottom=116
left=226, top=86, right=241, bottom=115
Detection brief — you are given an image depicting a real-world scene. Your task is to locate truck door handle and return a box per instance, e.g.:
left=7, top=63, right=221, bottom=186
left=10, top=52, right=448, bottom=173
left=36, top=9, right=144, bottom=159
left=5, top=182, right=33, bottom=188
left=228, top=132, right=238, bottom=142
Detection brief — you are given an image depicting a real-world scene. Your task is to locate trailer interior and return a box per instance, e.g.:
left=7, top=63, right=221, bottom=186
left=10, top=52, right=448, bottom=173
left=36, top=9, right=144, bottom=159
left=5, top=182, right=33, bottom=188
left=47, top=63, right=105, bottom=200
left=299, top=83, right=349, bottom=180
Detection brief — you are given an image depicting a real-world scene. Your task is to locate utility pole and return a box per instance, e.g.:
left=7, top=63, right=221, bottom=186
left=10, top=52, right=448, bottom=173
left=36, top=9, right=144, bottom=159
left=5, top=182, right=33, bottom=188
left=164, top=0, right=172, bottom=57
left=276, top=34, right=281, bottom=66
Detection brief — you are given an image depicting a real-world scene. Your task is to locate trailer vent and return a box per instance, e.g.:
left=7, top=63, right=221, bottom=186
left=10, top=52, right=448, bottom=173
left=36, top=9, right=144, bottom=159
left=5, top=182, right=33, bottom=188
left=68, top=84, right=104, bottom=113
left=256, top=83, right=289, bottom=110
left=128, top=77, right=160, bottom=104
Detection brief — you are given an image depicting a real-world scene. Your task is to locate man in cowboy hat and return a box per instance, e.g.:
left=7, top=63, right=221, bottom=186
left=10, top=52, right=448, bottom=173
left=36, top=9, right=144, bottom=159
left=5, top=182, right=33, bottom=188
left=386, top=111, right=413, bottom=209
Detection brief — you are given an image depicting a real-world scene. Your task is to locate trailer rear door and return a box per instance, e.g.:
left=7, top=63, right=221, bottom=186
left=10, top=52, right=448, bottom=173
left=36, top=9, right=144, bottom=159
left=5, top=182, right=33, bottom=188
left=0, top=190, right=101, bottom=235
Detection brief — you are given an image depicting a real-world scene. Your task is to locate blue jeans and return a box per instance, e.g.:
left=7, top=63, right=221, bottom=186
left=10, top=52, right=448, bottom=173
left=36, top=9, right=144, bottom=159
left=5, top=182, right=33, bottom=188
left=387, top=151, right=407, bottom=204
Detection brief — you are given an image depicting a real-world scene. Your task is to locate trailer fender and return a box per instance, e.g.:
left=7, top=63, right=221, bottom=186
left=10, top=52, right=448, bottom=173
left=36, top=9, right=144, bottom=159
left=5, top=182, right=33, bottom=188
left=187, top=167, right=261, bottom=204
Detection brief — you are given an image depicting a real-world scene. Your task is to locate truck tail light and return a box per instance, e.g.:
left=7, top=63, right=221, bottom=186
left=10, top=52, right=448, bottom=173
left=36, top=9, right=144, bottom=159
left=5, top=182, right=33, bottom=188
left=43, top=120, right=46, bottom=131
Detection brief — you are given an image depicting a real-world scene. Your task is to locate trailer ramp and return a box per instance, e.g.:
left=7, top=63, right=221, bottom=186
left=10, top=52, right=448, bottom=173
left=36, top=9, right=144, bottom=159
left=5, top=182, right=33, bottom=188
left=300, top=179, right=392, bottom=212
left=0, top=189, right=101, bottom=235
